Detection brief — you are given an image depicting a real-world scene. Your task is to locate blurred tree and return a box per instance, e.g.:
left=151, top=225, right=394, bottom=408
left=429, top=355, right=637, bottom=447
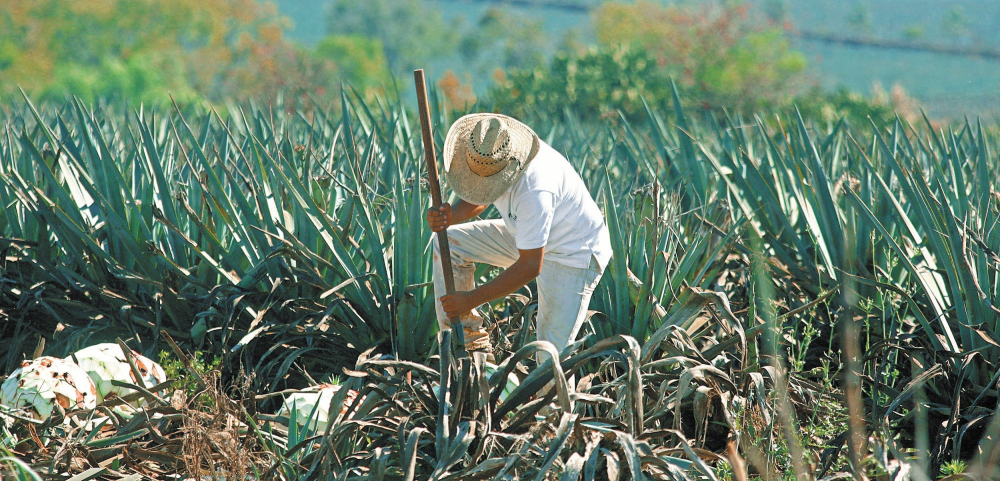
left=314, top=35, right=392, bottom=98
left=489, top=44, right=670, bottom=121
left=557, top=28, right=587, bottom=57
left=592, top=1, right=807, bottom=109
left=793, top=84, right=916, bottom=127
left=325, top=0, right=456, bottom=75
left=438, top=70, right=477, bottom=111
left=0, top=0, right=326, bottom=105
left=458, top=8, right=548, bottom=76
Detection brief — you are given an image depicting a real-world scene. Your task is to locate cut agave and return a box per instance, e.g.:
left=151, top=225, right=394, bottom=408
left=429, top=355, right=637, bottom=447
left=0, top=356, right=98, bottom=420
left=70, top=343, right=167, bottom=405
left=277, top=384, right=359, bottom=433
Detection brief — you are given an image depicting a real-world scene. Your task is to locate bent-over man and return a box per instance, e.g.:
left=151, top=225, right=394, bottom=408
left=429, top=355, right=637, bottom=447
left=427, top=113, right=612, bottom=362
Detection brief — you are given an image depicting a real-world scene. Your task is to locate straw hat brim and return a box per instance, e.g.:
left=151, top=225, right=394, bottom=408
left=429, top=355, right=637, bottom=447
left=443, top=113, right=540, bottom=206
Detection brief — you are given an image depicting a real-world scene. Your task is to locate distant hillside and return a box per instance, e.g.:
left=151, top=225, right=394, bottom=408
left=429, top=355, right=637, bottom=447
left=273, top=0, right=328, bottom=46
left=274, top=0, right=593, bottom=49
left=780, top=0, right=1000, bottom=45
left=777, top=0, right=1000, bottom=117
left=274, top=0, right=1000, bottom=118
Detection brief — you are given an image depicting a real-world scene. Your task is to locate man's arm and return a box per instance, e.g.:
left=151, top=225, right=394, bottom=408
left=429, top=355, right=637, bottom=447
left=427, top=199, right=486, bottom=232
left=440, top=247, right=543, bottom=318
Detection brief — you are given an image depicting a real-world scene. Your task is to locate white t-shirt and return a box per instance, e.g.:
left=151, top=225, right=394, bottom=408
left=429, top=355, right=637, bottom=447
left=492, top=140, right=613, bottom=270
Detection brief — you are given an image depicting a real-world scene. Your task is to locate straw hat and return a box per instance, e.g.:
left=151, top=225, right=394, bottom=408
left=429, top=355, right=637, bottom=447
left=443, top=113, right=540, bottom=206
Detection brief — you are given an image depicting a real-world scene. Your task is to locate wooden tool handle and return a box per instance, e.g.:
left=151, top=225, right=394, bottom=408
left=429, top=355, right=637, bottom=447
left=414, top=71, right=446, bottom=211
left=414, top=70, right=466, bottom=346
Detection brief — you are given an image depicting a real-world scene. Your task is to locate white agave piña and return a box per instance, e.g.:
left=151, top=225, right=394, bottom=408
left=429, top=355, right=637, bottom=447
left=0, top=356, right=98, bottom=420
left=277, top=383, right=359, bottom=432
left=70, top=343, right=167, bottom=405
left=277, top=369, right=515, bottom=434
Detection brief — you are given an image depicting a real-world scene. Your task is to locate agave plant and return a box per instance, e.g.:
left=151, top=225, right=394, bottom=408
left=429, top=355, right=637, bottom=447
left=253, top=291, right=790, bottom=481
left=0, top=357, right=97, bottom=421
left=702, top=111, right=1000, bottom=474
left=0, top=92, right=441, bottom=390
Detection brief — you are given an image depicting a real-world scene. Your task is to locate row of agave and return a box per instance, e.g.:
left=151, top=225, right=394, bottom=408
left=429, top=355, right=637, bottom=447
left=2, top=320, right=747, bottom=479
left=3, top=84, right=1000, bottom=478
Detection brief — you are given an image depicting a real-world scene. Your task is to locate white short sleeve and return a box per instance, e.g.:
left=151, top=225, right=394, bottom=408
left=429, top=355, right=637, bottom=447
left=491, top=140, right=612, bottom=269
left=512, top=191, right=555, bottom=250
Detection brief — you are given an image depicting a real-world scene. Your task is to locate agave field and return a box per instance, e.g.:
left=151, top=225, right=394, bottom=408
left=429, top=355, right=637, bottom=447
left=1, top=87, right=1000, bottom=480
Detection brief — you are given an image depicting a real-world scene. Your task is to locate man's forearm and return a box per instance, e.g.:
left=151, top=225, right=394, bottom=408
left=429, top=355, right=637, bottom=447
left=439, top=247, right=545, bottom=319
left=450, top=200, right=487, bottom=224
left=468, top=258, right=539, bottom=307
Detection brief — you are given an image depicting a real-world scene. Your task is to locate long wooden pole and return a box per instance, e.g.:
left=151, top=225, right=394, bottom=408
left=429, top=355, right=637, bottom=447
left=414, top=69, right=467, bottom=356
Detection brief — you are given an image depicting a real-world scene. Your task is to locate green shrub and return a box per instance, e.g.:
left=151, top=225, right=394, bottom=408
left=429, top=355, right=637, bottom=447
left=489, top=44, right=670, bottom=121
left=158, top=350, right=222, bottom=407
left=594, top=1, right=807, bottom=109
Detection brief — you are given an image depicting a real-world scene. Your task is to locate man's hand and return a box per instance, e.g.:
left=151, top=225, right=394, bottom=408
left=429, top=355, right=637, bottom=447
left=440, top=290, right=478, bottom=319
left=426, top=204, right=452, bottom=232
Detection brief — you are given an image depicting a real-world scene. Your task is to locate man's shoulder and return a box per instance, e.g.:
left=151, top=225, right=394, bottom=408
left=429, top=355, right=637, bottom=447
left=525, top=142, right=571, bottom=178
left=519, top=158, right=562, bottom=196
left=535, top=140, right=569, bottom=165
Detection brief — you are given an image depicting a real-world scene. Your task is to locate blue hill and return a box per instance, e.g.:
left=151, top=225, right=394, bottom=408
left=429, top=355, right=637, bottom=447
left=274, top=0, right=1000, bottom=117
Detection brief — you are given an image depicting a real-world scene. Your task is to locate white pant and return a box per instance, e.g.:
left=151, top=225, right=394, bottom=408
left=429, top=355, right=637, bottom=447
left=432, top=219, right=604, bottom=361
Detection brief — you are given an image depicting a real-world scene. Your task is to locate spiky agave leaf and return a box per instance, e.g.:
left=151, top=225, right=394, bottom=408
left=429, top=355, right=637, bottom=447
left=0, top=356, right=97, bottom=420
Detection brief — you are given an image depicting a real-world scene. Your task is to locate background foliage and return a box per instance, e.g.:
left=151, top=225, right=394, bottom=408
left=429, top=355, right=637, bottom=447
left=0, top=0, right=331, bottom=105
left=593, top=1, right=807, bottom=108
left=324, top=0, right=456, bottom=76
left=0, top=0, right=926, bottom=122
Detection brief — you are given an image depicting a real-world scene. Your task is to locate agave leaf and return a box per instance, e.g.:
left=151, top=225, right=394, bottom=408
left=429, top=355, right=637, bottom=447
left=429, top=421, right=475, bottom=480
left=531, top=413, right=579, bottom=481
left=402, top=427, right=427, bottom=481
left=492, top=340, right=573, bottom=421
left=135, top=115, right=183, bottom=259
left=614, top=432, right=648, bottom=481
left=670, top=79, right=706, bottom=203
left=602, top=173, right=633, bottom=334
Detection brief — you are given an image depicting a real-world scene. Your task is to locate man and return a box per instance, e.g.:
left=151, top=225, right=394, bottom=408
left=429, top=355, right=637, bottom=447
left=426, top=113, right=612, bottom=361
